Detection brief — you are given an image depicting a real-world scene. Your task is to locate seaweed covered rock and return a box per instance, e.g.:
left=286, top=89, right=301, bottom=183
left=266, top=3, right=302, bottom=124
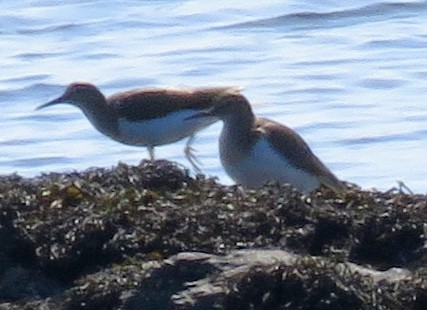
left=140, top=249, right=413, bottom=309
left=0, top=160, right=426, bottom=309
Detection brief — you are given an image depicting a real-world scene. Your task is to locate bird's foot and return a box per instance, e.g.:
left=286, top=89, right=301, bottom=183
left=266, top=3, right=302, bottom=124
left=185, top=145, right=203, bottom=174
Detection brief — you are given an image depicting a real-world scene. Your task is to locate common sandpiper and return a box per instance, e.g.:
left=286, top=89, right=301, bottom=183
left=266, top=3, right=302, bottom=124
left=187, top=94, right=345, bottom=193
left=36, top=82, right=240, bottom=172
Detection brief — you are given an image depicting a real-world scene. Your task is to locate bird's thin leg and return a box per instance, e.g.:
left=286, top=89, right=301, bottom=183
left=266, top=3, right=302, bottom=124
left=184, top=134, right=202, bottom=173
left=148, top=146, right=155, bottom=161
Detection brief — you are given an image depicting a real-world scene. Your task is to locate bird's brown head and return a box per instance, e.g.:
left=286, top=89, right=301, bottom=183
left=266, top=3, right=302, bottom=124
left=35, top=82, right=105, bottom=111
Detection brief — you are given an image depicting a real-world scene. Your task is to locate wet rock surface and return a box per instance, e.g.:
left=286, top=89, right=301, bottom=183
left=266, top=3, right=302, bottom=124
left=0, top=160, right=426, bottom=309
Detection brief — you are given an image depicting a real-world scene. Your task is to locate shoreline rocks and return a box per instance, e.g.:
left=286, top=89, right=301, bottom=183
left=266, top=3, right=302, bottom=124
left=0, top=160, right=426, bottom=309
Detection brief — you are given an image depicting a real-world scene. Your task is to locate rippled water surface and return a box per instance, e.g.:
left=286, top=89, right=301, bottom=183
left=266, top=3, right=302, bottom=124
left=1, top=0, right=427, bottom=192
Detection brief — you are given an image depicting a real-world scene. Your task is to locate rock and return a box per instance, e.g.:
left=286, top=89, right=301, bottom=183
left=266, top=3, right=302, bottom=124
left=126, top=249, right=413, bottom=309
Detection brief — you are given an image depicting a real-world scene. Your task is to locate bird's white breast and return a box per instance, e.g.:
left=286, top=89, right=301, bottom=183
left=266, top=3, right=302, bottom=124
left=117, top=109, right=216, bottom=146
left=221, top=137, right=320, bottom=192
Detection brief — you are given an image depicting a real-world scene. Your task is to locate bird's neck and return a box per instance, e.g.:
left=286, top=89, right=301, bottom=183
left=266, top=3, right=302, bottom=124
left=78, top=97, right=118, bottom=137
left=220, top=109, right=256, bottom=163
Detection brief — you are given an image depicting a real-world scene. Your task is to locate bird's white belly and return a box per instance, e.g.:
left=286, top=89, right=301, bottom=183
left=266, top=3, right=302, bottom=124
left=117, top=110, right=216, bottom=146
left=221, top=138, right=320, bottom=192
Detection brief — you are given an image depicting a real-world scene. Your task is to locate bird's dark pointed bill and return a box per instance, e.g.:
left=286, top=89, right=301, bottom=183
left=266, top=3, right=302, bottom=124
left=35, top=97, right=64, bottom=111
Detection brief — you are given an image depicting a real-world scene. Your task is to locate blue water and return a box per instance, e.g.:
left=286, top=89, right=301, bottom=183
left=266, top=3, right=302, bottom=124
left=1, top=0, right=427, bottom=193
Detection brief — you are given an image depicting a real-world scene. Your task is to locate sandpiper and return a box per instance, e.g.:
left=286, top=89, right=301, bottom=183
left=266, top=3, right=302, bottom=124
left=187, top=94, right=345, bottom=193
left=36, top=82, right=240, bottom=171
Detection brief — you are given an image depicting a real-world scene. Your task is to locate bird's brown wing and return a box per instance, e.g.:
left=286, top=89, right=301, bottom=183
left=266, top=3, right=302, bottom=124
left=259, top=117, right=345, bottom=192
left=109, top=87, right=241, bottom=121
